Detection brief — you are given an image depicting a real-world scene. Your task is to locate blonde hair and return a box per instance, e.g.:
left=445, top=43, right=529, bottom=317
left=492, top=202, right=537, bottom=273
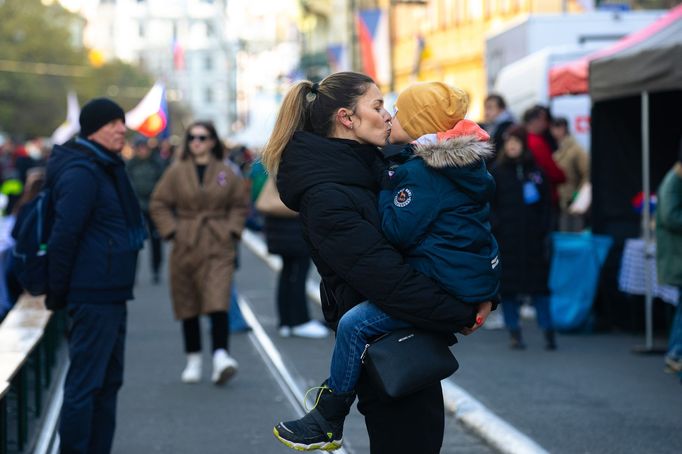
left=262, top=72, right=375, bottom=175
left=262, top=81, right=312, bottom=175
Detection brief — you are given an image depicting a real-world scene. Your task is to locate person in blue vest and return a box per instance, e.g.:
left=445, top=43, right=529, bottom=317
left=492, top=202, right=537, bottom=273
left=47, top=98, right=145, bottom=454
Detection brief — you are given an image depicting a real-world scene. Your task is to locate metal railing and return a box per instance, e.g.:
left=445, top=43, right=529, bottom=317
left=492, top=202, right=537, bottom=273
left=0, top=295, right=65, bottom=454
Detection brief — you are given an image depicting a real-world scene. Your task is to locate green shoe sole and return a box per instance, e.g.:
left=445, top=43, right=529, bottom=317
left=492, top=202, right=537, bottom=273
left=273, top=426, right=342, bottom=451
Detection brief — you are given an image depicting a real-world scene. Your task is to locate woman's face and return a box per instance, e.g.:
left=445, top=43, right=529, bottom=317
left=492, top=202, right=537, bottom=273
left=346, top=84, right=392, bottom=146
left=504, top=136, right=523, bottom=159
left=388, top=114, right=412, bottom=144
left=187, top=126, right=215, bottom=158
left=549, top=124, right=567, bottom=142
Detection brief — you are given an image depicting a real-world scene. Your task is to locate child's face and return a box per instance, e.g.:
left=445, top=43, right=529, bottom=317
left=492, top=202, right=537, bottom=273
left=388, top=114, right=413, bottom=144
left=504, top=136, right=523, bottom=159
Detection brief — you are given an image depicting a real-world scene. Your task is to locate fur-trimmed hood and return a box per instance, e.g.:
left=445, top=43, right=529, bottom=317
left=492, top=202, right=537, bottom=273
left=413, top=135, right=493, bottom=169
left=409, top=135, right=495, bottom=204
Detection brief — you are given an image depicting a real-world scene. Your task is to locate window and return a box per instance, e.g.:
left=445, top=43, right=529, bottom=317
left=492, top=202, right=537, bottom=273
left=205, top=87, right=214, bottom=104
left=455, top=0, right=467, bottom=24
left=443, top=0, right=455, bottom=28
left=138, top=22, right=145, bottom=38
left=204, top=55, right=213, bottom=71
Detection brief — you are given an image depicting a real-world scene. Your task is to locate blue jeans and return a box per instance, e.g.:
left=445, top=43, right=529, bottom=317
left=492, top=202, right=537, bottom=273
left=328, top=302, right=410, bottom=393
left=501, top=294, right=553, bottom=331
left=667, top=290, right=682, bottom=361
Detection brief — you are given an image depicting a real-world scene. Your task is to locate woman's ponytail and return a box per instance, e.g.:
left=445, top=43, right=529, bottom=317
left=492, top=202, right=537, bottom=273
left=262, top=72, right=375, bottom=175
left=262, top=81, right=313, bottom=175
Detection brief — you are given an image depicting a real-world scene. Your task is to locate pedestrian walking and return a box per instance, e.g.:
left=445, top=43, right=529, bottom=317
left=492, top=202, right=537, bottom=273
left=47, top=98, right=146, bottom=454
left=490, top=125, right=557, bottom=350
left=263, top=72, right=481, bottom=454
left=256, top=177, right=329, bottom=339
left=127, top=136, right=166, bottom=283
left=271, top=80, right=498, bottom=451
left=150, top=121, right=248, bottom=385
left=655, top=140, right=682, bottom=378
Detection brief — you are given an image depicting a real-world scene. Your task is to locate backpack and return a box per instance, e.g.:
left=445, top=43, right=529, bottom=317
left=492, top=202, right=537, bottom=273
left=11, top=187, right=54, bottom=300
left=11, top=160, right=92, bottom=309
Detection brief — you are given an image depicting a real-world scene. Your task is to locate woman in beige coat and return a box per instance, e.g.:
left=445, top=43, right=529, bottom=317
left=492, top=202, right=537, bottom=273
left=150, top=121, right=248, bottom=385
left=550, top=117, right=590, bottom=232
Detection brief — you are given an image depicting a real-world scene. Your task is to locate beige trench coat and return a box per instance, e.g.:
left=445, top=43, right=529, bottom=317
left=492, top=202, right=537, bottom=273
left=554, top=136, right=590, bottom=211
left=150, top=158, right=248, bottom=320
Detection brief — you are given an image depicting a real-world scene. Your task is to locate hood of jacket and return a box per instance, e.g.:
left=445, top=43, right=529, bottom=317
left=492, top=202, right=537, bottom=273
left=412, top=134, right=495, bottom=203
left=277, top=131, right=383, bottom=211
left=47, top=138, right=120, bottom=186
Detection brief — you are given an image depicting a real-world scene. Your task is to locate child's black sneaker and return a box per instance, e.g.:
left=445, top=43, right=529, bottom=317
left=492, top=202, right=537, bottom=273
left=273, top=384, right=355, bottom=451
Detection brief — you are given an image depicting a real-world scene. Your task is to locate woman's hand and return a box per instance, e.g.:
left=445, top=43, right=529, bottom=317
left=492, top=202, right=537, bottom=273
left=459, top=301, right=493, bottom=335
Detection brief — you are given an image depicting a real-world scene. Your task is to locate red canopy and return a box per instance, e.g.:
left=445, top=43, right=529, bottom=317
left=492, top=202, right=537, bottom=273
left=548, top=5, right=682, bottom=98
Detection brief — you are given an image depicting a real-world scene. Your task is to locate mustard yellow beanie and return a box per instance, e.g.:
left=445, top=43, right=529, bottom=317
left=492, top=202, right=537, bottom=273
left=395, top=82, right=469, bottom=140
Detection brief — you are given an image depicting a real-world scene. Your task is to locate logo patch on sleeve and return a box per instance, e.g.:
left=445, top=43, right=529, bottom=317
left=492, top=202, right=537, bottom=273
left=394, top=188, right=412, bottom=207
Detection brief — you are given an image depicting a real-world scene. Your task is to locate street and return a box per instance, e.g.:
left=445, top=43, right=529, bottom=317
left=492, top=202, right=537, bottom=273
left=112, top=239, right=682, bottom=454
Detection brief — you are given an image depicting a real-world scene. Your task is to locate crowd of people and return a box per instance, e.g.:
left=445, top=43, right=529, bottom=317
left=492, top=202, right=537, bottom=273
left=0, top=70, right=679, bottom=454
left=480, top=94, right=590, bottom=349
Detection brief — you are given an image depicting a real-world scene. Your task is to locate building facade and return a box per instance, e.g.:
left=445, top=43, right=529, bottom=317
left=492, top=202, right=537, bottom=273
left=78, top=0, right=236, bottom=137
left=389, top=0, right=591, bottom=120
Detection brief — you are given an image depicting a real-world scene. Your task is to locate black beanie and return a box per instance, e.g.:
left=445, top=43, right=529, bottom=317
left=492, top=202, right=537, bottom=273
left=79, top=98, right=126, bottom=138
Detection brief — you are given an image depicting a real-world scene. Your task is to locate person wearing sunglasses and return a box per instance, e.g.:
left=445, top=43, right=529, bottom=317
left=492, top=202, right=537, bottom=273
left=150, top=121, right=249, bottom=385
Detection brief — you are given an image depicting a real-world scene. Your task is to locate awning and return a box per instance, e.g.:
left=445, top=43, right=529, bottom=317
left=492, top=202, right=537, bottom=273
left=549, top=5, right=682, bottom=98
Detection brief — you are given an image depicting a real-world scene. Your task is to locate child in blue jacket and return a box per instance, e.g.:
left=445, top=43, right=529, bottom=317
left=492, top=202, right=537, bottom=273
left=274, top=82, right=500, bottom=452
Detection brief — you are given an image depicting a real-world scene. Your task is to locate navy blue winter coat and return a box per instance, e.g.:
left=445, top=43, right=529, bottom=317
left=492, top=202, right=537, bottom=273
left=47, top=139, right=140, bottom=305
left=379, top=136, right=500, bottom=303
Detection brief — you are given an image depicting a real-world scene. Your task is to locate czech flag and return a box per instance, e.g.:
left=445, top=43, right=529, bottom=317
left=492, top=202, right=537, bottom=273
left=356, top=9, right=390, bottom=85
left=126, top=82, right=169, bottom=138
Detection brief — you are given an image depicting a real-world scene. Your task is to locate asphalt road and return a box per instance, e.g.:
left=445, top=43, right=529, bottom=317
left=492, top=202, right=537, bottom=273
left=113, top=242, right=682, bottom=453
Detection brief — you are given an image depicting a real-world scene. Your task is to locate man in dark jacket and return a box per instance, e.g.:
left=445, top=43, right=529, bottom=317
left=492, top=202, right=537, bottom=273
left=48, top=98, right=145, bottom=454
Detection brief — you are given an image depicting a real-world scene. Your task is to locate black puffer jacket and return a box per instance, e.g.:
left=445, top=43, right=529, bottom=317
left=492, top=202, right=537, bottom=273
left=489, top=158, right=552, bottom=296
left=264, top=215, right=309, bottom=258
left=277, top=131, right=477, bottom=333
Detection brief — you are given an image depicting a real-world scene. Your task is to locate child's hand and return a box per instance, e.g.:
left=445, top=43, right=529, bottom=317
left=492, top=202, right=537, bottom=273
left=459, top=301, right=493, bottom=335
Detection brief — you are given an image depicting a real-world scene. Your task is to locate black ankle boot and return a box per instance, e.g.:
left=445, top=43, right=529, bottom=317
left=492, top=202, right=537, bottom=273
left=509, top=329, right=526, bottom=350
left=274, top=384, right=355, bottom=451
left=544, top=330, right=557, bottom=351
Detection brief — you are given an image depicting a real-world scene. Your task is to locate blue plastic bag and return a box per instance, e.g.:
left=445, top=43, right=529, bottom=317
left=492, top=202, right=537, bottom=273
left=549, top=232, right=613, bottom=331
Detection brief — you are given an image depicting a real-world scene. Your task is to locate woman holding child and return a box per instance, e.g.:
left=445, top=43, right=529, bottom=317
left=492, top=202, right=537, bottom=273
left=263, top=72, right=495, bottom=453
